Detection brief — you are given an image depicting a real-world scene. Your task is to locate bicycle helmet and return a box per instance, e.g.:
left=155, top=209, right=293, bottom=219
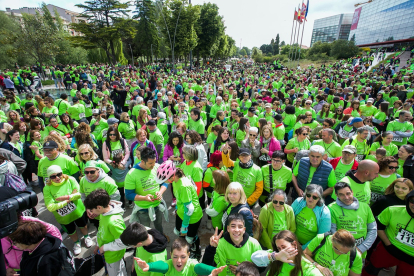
left=156, top=160, right=176, bottom=184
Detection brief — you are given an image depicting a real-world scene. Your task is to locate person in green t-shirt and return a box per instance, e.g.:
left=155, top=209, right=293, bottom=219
left=84, top=189, right=127, bottom=276
left=205, top=170, right=230, bottom=230
left=134, top=237, right=224, bottom=276
left=311, top=129, right=342, bottom=159
left=386, top=110, right=413, bottom=146
left=369, top=131, right=398, bottom=157
left=329, top=182, right=376, bottom=259
left=43, top=165, right=93, bottom=256
left=251, top=230, right=323, bottom=276
left=125, top=148, right=167, bottom=235
left=304, top=229, right=363, bottom=276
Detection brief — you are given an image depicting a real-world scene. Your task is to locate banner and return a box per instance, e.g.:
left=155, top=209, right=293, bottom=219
left=351, top=7, right=362, bottom=30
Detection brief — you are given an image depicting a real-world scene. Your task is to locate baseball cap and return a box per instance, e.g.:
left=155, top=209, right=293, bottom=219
left=248, top=107, right=256, bottom=113
left=72, top=97, right=79, bottom=102
left=349, top=117, right=363, bottom=125
left=239, top=148, right=251, bottom=156
left=146, top=120, right=156, bottom=126
left=265, top=103, right=272, bottom=108
left=273, top=89, right=278, bottom=93
left=367, top=98, right=374, bottom=103
left=274, top=114, right=283, bottom=121
left=92, top=109, right=100, bottom=114
left=43, top=141, right=59, bottom=149
left=107, top=118, right=119, bottom=125
left=343, top=145, right=357, bottom=154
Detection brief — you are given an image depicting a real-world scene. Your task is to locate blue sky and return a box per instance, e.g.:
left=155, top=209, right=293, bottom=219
left=3, top=0, right=362, bottom=49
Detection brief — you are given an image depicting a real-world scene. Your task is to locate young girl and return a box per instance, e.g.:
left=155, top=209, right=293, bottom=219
left=205, top=170, right=230, bottom=230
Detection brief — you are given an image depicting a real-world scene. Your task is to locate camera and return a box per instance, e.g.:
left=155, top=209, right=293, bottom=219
left=0, top=190, right=38, bottom=239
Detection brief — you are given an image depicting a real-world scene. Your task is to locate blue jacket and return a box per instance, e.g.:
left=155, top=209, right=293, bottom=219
left=223, top=203, right=253, bottom=237
left=0, top=141, right=23, bottom=159
left=296, top=157, right=333, bottom=191
left=291, top=197, right=331, bottom=249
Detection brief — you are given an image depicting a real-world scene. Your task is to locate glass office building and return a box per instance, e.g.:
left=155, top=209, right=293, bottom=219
left=310, top=14, right=353, bottom=47
left=349, top=0, right=414, bottom=46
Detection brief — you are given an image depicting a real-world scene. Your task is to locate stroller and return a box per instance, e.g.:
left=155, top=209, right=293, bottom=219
left=33, top=75, right=43, bottom=91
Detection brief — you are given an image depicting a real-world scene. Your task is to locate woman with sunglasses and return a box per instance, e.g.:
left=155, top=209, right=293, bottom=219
left=258, top=189, right=296, bottom=250
left=369, top=156, right=400, bottom=205
left=330, top=107, right=344, bottom=129
left=291, top=184, right=331, bottom=249
left=43, top=165, right=93, bottom=256
left=284, top=127, right=311, bottom=168
left=76, top=143, right=110, bottom=178
left=316, top=103, right=331, bottom=124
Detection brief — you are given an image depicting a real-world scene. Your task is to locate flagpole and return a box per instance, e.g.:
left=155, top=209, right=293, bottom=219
left=293, top=3, right=302, bottom=67
left=297, top=19, right=306, bottom=66
left=288, top=12, right=298, bottom=69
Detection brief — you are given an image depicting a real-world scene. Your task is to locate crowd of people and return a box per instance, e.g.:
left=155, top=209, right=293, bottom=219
left=0, top=54, right=414, bottom=276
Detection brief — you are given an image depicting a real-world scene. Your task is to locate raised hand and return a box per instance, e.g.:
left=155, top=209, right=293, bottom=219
left=134, top=257, right=150, bottom=272
left=210, top=266, right=226, bottom=276
left=210, top=227, right=223, bottom=248
left=274, top=247, right=298, bottom=263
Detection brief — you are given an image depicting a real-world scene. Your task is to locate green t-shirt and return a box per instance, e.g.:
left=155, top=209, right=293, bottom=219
left=135, top=238, right=167, bottom=276
left=161, top=259, right=198, bottom=276
left=209, top=191, right=228, bottom=229
left=31, top=140, right=43, bottom=161
left=272, top=257, right=323, bottom=276
left=386, top=120, right=414, bottom=146
left=332, top=175, right=370, bottom=204
left=285, top=137, right=311, bottom=163
left=307, top=234, right=363, bottom=276
left=118, top=120, right=136, bottom=139
left=124, top=164, right=161, bottom=208
left=235, top=129, right=246, bottom=147
left=333, top=159, right=355, bottom=182
left=181, top=160, right=203, bottom=198
left=312, top=140, right=342, bottom=158
left=42, top=106, right=59, bottom=125
left=67, top=103, right=86, bottom=121
left=90, top=118, right=109, bottom=139
left=272, top=209, right=287, bottom=239
left=149, top=129, right=165, bottom=157
left=378, top=205, right=414, bottom=257
left=360, top=105, right=377, bottom=117
left=295, top=207, right=318, bottom=245
left=203, top=167, right=218, bottom=198
left=232, top=162, right=263, bottom=201
left=260, top=164, right=292, bottom=202
left=188, top=119, right=205, bottom=135
left=43, top=176, right=85, bottom=226
left=369, top=141, right=398, bottom=157
left=214, top=236, right=262, bottom=276
left=173, top=177, right=203, bottom=224
left=38, top=154, right=80, bottom=183
left=328, top=201, right=375, bottom=258
left=370, top=174, right=397, bottom=205
left=79, top=175, right=118, bottom=197
left=97, top=207, right=126, bottom=263
left=341, top=137, right=368, bottom=162
left=54, top=99, right=71, bottom=116
left=284, top=114, right=297, bottom=133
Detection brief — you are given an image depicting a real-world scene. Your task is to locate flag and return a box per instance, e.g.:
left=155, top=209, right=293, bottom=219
left=294, top=8, right=298, bottom=21
left=301, top=2, right=307, bottom=22
left=305, top=0, right=309, bottom=19
left=297, top=8, right=301, bottom=22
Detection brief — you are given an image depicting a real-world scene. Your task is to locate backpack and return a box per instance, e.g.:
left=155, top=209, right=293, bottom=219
left=37, top=243, right=76, bottom=276
left=311, top=232, right=357, bottom=269
left=238, top=207, right=263, bottom=242
left=4, top=169, right=26, bottom=191
left=74, top=254, right=105, bottom=276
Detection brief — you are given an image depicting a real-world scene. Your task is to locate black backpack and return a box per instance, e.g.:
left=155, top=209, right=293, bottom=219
left=74, top=254, right=105, bottom=275
left=37, top=243, right=76, bottom=276
left=311, top=232, right=357, bottom=269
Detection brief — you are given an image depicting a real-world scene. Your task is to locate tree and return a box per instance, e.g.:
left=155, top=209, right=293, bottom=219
left=134, top=0, right=159, bottom=62
left=72, top=0, right=131, bottom=64
left=280, top=40, right=286, bottom=47
left=239, top=48, right=247, bottom=56
left=274, top=34, right=280, bottom=55
left=330, top=40, right=359, bottom=59
left=194, top=2, right=224, bottom=62
left=242, top=46, right=251, bottom=56
left=350, top=34, right=356, bottom=42
left=308, top=41, right=331, bottom=57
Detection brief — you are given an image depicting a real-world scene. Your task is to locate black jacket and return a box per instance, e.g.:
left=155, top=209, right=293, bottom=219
left=394, top=154, right=414, bottom=183
left=143, top=229, right=168, bottom=253
left=20, top=234, right=64, bottom=276
left=371, top=194, right=405, bottom=217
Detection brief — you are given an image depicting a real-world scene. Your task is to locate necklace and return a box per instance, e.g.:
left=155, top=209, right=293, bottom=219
left=331, top=246, right=341, bottom=265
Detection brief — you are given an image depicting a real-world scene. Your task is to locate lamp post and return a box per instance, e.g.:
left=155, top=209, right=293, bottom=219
left=129, top=44, right=134, bottom=67
left=189, top=0, right=193, bottom=70
left=151, top=44, right=154, bottom=63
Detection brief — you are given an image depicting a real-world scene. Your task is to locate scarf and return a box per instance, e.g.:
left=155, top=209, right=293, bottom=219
left=239, top=158, right=253, bottom=169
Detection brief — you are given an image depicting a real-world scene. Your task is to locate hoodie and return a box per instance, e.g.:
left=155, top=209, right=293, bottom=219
left=80, top=168, right=120, bottom=201
left=98, top=201, right=126, bottom=264
left=0, top=160, right=18, bottom=186
left=332, top=170, right=371, bottom=204
left=330, top=196, right=377, bottom=253
left=19, top=234, right=64, bottom=276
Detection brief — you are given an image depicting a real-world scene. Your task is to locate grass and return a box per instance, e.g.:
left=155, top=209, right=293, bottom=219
left=41, top=79, right=55, bottom=85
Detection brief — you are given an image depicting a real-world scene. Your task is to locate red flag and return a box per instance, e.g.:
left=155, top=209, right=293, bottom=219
left=301, top=2, right=307, bottom=21
left=294, top=8, right=298, bottom=21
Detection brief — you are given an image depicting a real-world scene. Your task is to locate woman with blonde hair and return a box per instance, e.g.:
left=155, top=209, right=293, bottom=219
left=35, top=95, right=45, bottom=112
left=76, top=143, right=110, bottom=176
left=136, top=108, right=151, bottom=129
left=44, top=131, right=69, bottom=154
left=221, top=182, right=253, bottom=236
left=7, top=110, right=24, bottom=126
left=43, top=165, right=93, bottom=255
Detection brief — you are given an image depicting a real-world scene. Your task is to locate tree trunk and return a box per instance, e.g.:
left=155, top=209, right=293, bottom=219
left=109, top=40, right=117, bottom=65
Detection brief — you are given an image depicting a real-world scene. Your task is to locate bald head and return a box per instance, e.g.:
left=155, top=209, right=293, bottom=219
left=356, top=160, right=379, bottom=182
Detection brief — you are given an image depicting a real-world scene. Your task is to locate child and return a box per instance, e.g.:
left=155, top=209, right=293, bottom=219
left=134, top=238, right=226, bottom=276
left=99, top=222, right=168, bottom=276
left=84, top=189, right=126, bottom=276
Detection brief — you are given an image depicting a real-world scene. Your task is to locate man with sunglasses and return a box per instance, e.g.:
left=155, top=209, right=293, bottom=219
left=37, top=141, right=80, bottom=190
left=291, top=145, right=336, bottom=201
left=329, top=182, right=377, bottom=261
left=329, top=145, right=359, bottom=182
left=90, top=109, right=108, bottom=140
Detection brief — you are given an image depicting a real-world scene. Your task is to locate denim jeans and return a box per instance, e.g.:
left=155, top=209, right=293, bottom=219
left=135, top=207, right=164, bottom=234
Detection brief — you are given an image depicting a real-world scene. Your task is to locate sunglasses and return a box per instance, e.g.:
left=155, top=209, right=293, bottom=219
left=272, top=200, right=285, bottom=205
left=249, top=134, right=257, bottom=137
left=302, top=133, right=309, bottom=136
left=84, top=170, right=97, bottom=175
left=388, top=166, right=399, bottom=170
left=306, top=194, right=319, bottom=200
left=306, top=103, right=311, bottom=105
left=109, top=133, right=116, bottom=136
left=80, top=152, right=89, bottom=156
left=50, top=172, right=63, bottom=179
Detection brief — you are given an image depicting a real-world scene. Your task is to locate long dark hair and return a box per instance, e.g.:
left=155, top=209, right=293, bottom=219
left=238, top=117, right=249, bottom=132
left=268, top=230, right=303, bottom=276
left=215, top=127, right=230, bottom=152
left=167, top=131, right=184, bottom=149
left=60, top=113, right=75, bottom=130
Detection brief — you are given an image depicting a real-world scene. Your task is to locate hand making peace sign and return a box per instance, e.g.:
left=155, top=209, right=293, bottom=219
left=210, top=227, right=223, bottom=248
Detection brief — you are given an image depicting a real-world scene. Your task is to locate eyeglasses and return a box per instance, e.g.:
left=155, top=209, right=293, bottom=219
left=109, top=133, right=116, bottom=136
left=306, top=103, right=311, bottom=105
left=388, top=166, right=399, bottom=170
left=337, top=110, right=343, bottom=112
left=80, top=152, right=89, bottom=156
left=84, top=170, right=97, bottom=175
left=306, top=194, right=319, bottom=200
left=272, top=159, right=282, bottom=163
left=272, top=200, right=285, bottom=205
left=50, top=172, right=63, bottom=179
left=249, top=134, right=257, bottom=137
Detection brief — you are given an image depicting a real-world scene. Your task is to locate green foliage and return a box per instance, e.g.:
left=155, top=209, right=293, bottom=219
left=308, top=41, right=331, bottom=57
left=41, top=79, right=55, bottom=85
left=330, top=40, right=359, bottom=59
left=242, top=47, right=251, bottom=56
left=274, top=34, right=280, bottom=55
left=239, top=49, right=247, bottom=56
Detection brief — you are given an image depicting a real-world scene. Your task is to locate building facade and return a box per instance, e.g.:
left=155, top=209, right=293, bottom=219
left=349, top=0, right=414, bottom=47
left=310, top=13, right=353, bottom=47
left=5, top=4, right=84, bottom=36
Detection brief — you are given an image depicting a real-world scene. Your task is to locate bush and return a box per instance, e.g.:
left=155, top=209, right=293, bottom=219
left=41, top=80, right=55, bottom=86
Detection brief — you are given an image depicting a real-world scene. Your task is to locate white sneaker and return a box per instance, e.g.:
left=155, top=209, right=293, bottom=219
left=84, top=236, right=93, bottom=248
left=73, top=242, right=81, bottom=255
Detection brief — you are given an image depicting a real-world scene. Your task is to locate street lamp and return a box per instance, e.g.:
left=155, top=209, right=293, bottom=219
left=129, top=44, right=134, bottom=67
